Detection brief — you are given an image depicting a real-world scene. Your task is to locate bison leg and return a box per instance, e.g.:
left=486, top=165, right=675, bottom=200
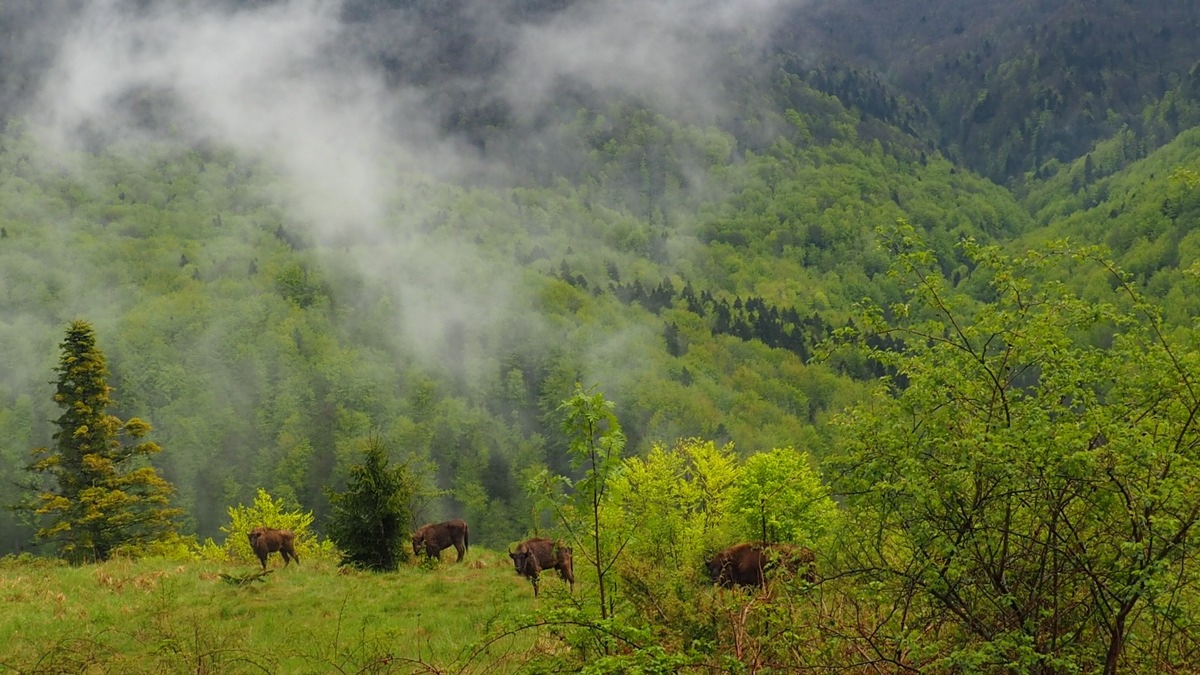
left=454, top=541, right=465, bottom=563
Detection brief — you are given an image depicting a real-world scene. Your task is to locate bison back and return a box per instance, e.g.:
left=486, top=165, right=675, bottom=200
left=708, top=543, right=767, bottom=587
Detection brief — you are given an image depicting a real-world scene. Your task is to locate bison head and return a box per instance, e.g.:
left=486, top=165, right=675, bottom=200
left=508, top=546, right=526, bottom=575
left=705, top=555, right=725, bottom=582
left=555, top=544, right=573, bottom=567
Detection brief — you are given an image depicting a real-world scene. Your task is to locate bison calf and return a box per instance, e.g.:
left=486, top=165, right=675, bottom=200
left=706, top=542, right=815, bottom=588
left=248, top=527, right=299, bottom=571
left=411, top=519, right=470, bottom=563
left=509, top=537, right=574, bottom=597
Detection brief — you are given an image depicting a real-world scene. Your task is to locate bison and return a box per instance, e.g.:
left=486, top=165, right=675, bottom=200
left=411, top=519, right=470, bottom=563
left=509, top=537, right=574, bottom=597
left=706, top=542, right=815, bottom=588
left=248, top=527, right=300, bottom=571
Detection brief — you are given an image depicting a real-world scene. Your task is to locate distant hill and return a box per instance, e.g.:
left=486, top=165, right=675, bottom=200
left=3, top=0, right=1196, bottom=186
left=771, top=0, right=1200, bottom=183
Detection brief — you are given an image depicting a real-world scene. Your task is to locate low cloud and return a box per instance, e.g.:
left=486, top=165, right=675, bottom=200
left=24, top=0, right=801, bottom=370
left=504, top=0, right=796, bottom=121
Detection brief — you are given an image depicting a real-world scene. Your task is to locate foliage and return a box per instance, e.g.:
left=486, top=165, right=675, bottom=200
left=829, top=221, right=1200, bottom=673
left=730, top=447, right=838, bottom=547
left=117, top=531, right=202, bottom=562
left=612, top=438, right=739, bottom=572
left=20, top=320, right=181, bottom=563
left=325, top=435, right=416, bottom=571
left=554, top=384, right=628, bottom=620
left=606, top=438, right=740, bottom=650
left=489, top=606, right=711, bottom=674
left=220, top=488, right=316, bottom=563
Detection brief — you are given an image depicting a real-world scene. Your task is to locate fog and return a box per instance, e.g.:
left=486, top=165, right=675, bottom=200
left=17, top=0, right=798, bottom=377
left=0, top=0, right=812, bottom=546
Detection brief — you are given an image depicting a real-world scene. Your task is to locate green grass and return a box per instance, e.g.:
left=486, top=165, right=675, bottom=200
left=0, top=550, right=566, bottom=674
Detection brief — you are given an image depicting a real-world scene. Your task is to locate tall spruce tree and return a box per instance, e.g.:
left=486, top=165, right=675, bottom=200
left=23, top=320, right=180, bottom=562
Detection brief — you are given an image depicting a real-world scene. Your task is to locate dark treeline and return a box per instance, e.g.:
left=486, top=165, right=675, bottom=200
left=553, top=265, right=906, bottom=381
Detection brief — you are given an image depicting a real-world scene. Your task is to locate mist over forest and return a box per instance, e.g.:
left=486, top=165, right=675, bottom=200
left=0, top=0, right=816, bottom=546
left=0, top=0, right=1197, bottom=613
left=4, top=0, right=1200, bottom=671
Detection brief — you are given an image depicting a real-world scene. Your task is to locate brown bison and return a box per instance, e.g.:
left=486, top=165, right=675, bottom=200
left=248, top=527, right=300, bottom=571
left=509, top=537, right=575, bottom=597
left=411, top=519, right=470, bottom=563
left=706, top=542, right=815, bottom=588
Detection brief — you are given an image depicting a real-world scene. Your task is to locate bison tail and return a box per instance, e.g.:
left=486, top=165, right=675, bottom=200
left=465, top=524, right=470, bottom=552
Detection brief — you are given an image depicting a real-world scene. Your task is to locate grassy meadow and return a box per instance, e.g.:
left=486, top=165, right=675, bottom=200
left=0, top=550, right=572, bottom=674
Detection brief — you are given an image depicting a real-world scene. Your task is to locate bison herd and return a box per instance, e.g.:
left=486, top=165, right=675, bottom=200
left=248, top=519, right=816, bottom=595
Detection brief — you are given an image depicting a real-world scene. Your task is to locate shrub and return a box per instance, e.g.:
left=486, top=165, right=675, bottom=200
left=220, top=488, right=316, bottom=563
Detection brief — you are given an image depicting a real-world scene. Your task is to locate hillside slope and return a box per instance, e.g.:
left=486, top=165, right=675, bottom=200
left=0, top=0, right=1197, bottom=562
left=772, top=0, right=1200, bottom=182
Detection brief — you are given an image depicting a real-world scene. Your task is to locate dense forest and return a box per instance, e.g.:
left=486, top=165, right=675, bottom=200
left=2, top=0, right=1200, bottom=671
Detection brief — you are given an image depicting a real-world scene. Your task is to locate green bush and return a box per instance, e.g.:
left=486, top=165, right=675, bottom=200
left=220, top=488, right=317, bottom=563
left=730, top=447, right=838, bottom=547
left=113, top=532, right=201, bottom=562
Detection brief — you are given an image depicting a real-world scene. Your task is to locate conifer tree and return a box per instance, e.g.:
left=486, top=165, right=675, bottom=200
left=326, top=436, right=415, bottom=571
left=23, top=320, right=180, bottom=562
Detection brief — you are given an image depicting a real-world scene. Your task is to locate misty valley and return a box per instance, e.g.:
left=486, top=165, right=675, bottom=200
left=2, top=0, right=1200, bottom=672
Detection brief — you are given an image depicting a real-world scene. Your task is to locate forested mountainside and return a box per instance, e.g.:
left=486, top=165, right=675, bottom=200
left=3, top=0, right=1197, bottom=188
left=0, top=87, right=1030, bottom=550
left=4, top=0, right=1200, bottom=670
left=0, top=0, right=1194, bottom=571
left=777, top=0, right=1200, bottom=183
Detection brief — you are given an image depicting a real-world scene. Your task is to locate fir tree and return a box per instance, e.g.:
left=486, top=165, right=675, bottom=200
left=23, top=320, right=180, bottom=562
left=326, top=436, right=415, bottom=571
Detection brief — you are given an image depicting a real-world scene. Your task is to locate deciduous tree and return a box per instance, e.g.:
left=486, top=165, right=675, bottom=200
left=731, top=447, right=837, bottom=547
left=832, top=222, right=1200, bottom=673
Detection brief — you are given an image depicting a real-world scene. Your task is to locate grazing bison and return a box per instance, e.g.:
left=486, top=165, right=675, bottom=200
left=706, top=542, right=816, bottom=588
left=509, top=537, right=574, bottom=597
left=411, top=519, right=470, bottom=563
left=248, top=527, right=300, bottom=571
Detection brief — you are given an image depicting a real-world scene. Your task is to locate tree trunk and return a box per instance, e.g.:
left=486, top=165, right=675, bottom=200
left=1104, top=603, right=1134, bottom=675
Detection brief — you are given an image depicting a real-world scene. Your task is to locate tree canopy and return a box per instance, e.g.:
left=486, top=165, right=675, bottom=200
left=830, top=223, right=1200, bottom=672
